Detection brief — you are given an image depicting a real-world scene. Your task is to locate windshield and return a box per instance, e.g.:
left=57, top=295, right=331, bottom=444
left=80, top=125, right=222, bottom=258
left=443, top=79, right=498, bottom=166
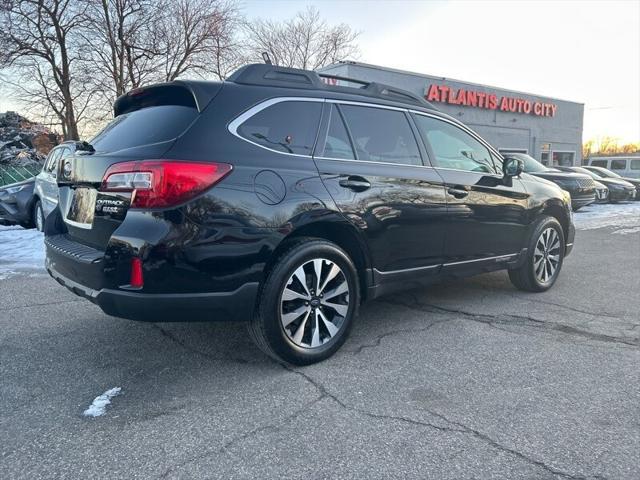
left=588, top=167, right=621, bottom=179
left=572, top=167, right=601, bottom=180
left=508, top=153, right=549, bottom=173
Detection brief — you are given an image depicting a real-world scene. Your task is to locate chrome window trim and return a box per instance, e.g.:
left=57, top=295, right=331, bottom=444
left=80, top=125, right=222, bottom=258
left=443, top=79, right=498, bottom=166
left=227, top=97, right=325, bottom=158
left=227, top=96, right=509, bottom=177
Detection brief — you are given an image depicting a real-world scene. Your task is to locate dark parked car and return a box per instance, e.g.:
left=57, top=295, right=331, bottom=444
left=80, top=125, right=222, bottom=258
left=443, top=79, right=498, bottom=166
left=555, top=166, right=636, bottom=202
left=0, top=177, right=37, bottom=228
left=44, top=64, right=575, bottom=365
left=506, top=153, right=595, bottom=211
left=582, top=166, right=640, bottom=200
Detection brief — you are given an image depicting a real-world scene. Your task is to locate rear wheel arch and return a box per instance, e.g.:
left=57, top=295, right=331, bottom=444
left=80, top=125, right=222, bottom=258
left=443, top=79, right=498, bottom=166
left=264, top=220, right=372, bottom=302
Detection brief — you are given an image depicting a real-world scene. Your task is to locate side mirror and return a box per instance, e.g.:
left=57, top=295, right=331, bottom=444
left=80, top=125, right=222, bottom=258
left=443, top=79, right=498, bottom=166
left=502, top=157, right=523, bottom=186
left=503, top=157, right=524, bottom=178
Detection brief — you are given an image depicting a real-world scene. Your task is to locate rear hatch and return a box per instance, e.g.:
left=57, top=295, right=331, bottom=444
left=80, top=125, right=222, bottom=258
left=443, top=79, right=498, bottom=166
left=56, top=83, right=220, bottom=249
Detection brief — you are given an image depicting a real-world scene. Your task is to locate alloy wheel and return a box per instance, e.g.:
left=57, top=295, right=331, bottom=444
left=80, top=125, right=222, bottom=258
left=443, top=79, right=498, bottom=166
left=533, top=227, right=561, bottom=284
left=280, top=258, right=350, bottom=348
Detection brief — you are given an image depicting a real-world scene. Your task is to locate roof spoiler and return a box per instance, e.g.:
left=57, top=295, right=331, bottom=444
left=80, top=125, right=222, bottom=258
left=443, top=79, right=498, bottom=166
left=114, top=81, right=222, bottom=117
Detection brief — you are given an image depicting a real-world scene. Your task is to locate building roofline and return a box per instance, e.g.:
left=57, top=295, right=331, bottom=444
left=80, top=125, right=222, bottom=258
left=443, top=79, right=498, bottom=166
left=320, top=61, right=585, bottom=106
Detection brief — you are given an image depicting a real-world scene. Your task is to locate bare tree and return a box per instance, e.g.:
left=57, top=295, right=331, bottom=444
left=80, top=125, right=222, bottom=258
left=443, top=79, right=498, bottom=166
left=0, top=0, right=92, bottom=140
left=81, top=0, right=160, bottom=98
left=78, top=0, right=163, bottom=126
left=244, top=6, right=359, bottom=70
left=154, top=0, right=242, bottom=82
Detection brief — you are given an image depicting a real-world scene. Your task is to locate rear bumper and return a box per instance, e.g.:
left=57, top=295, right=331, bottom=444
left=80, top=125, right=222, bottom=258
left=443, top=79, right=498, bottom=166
left=47, top=263, right=258, bottom=322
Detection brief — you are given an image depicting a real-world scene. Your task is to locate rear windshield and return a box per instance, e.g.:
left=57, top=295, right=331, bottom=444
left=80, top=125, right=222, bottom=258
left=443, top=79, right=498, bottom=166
left=90, top=105, right=198, bottom=153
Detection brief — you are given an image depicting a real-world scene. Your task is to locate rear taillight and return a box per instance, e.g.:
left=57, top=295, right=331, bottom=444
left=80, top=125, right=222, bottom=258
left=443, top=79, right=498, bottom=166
left=100, top=160, right=232, bottom=208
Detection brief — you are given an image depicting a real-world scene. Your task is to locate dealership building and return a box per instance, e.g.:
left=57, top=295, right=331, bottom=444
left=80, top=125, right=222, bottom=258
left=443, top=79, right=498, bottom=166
left=319, top=61, right=584, bottom=166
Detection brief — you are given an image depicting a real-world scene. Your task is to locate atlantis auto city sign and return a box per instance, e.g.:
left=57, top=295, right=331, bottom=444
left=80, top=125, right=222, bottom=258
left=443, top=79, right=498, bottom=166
left=425, top=84, right=557, bottom=117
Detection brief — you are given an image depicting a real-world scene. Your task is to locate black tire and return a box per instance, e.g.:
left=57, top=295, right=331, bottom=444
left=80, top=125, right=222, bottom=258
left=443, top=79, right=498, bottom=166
left=248, top=238, right=360, bottom=365
left=508, top=216, right=565, bottom=292
left=33, top=200, right=44, bottom=232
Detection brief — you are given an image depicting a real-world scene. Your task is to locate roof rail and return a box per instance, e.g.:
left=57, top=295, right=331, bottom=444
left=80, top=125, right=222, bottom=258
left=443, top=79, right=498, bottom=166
left=227, top=64, right=435, bottom=110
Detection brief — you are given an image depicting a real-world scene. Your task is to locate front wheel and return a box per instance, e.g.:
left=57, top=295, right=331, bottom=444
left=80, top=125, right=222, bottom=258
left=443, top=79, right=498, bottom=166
left=509, top=216, right=565, bottom=292
left=248, top=238, right=360, bottom=365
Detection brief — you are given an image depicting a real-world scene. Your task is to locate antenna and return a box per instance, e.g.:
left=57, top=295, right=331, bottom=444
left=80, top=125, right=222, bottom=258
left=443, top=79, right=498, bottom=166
left=261, top=52, right=272, bottom=65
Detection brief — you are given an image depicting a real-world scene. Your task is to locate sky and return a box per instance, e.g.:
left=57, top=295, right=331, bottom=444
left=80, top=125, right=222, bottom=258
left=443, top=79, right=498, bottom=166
left=244, top=0, right=640, bottom=143
left=1, top=0, right=638, bottom=143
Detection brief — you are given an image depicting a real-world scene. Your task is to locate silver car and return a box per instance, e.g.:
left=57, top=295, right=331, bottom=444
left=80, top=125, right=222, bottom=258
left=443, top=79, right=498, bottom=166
left=33, top=143, right=75, bottom=231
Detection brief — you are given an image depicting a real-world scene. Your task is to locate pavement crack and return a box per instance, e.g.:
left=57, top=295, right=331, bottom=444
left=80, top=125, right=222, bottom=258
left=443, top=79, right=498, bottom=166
left=281, top=364, right=462, bottom=434
left=157, top=393, right=325, bottom=479
left=526, top=298, right=622, bottom=320
left=286, top=365, right=596, bottom=480
left=415, top=406, right=595, bottom=480
left=0, top=298, right=83, bottom=312
left=382, top=297, right=639, bottom=348
left=350, top=319, right=448, bottom=355
left=151, top=324, right=257, bottom=365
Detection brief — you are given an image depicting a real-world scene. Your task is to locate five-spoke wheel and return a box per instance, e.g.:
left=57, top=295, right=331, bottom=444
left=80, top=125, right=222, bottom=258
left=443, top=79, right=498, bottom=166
left=280, top=258, right=350, bottom=348
left=249, top=238, right=359, bottom=365
left=533, top=227, right=561, bottom=284
left=509, top=216, right=565, bottom=292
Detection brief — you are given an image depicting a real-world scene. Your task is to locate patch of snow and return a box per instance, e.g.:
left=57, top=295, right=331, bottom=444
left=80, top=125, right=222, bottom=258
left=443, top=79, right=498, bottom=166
left=0, top=225, right=45, bottom=279
left=83, top=387, right=122, bottom=418
left=573, top=202, right=640, bottom=233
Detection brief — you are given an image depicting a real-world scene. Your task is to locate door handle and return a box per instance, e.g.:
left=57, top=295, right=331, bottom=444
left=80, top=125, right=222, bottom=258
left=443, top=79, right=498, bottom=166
left=447, top=185, right=469, bottom=199
left=339, top=176, right=371, bottom=192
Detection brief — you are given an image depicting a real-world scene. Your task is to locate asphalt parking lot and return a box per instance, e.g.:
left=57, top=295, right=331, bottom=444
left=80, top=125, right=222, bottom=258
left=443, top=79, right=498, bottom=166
left=1, top=206, right=639, bottom=479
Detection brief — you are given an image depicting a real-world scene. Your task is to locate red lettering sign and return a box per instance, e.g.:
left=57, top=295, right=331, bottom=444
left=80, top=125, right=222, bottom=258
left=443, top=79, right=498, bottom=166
left=425, top=84, right=557, bottom=117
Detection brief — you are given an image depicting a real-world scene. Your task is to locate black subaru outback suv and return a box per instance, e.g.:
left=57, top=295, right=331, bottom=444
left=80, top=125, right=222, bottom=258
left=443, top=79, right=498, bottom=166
left=45, top=64, right=574, bottom=365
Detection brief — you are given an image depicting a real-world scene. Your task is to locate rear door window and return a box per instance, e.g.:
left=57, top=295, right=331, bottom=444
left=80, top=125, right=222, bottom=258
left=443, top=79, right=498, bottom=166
left=610, top=159, right=627, bottom=170
left=90, top=105, right=198, bottom=153
left=339, top=105, right=421, bottom=166
left=631, top=160, right=640, bottom=170
left=321, top=105, right=355, bottom=160
left=237, top=101, right=322, bottom=156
